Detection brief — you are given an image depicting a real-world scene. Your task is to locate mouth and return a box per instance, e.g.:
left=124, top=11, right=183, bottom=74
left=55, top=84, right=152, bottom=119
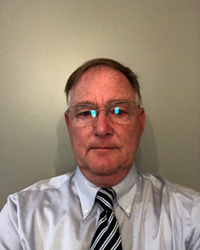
left=89, top=147, right=118, bottom=151
left=88, top=142, right=119, bottom=153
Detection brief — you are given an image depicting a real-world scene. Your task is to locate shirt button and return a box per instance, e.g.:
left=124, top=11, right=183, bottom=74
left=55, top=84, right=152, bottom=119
left=126, top=208, right=130, bottom=213
left=84, top=209, right=89, bottom=214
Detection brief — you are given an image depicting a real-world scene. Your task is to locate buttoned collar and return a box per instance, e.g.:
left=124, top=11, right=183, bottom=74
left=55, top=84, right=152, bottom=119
left=74, top=167, right=99, bottom=219
left=112, top=163, right=139, bottom=217
left=74, top=163, right=139, bottom=219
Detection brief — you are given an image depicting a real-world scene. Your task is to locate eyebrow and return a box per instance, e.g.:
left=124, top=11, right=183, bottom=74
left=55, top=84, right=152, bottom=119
left=73, top=99, right=129, bottom=107
left=73, top=101, right=95, bottom=106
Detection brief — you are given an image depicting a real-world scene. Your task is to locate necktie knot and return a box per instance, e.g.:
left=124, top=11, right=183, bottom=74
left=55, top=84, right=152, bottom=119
left=96, top=188, right=116, bottom=211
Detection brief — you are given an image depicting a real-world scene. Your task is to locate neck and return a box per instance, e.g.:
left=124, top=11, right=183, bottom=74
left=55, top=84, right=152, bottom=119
left=80, top=167, right=131, bottom=188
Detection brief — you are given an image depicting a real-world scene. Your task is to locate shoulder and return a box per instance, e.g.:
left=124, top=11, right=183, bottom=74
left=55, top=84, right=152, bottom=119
left=139, top=171, right=200, bottom=201
left=21, top=172, right=75, bottom=192
left=137, top=172, right=200, bottom=248
left=138, top=171, right=200, bottom=220
left=6, top=172, right=76, bottom=211
left=0, top=172, right=77, bottom=248
left=139, top=171, right=200, bottom=230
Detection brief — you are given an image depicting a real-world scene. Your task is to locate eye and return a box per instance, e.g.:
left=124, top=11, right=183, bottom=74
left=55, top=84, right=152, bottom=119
left=108, top=103, right=130, bottom=121
left=110, top=107, right=128, bottom=116
left=75, top=109, right=97, bottom=119
left=114, top=107, right=127, bottom=115
left=77, top=110, right=91, bottom=117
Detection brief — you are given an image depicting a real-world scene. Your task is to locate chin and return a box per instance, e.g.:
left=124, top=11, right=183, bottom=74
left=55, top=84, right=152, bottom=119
left=89, top=162, right=121, bottom=176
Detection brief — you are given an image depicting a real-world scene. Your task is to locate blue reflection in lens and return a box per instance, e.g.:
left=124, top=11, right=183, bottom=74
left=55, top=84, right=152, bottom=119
left=114, top=107, right=119, bottom=114
left=91, top=110, right=97, bottom=118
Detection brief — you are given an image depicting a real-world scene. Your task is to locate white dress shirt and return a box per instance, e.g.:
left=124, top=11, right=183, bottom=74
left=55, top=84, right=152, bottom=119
left=0, top=163, right=200, bottom=249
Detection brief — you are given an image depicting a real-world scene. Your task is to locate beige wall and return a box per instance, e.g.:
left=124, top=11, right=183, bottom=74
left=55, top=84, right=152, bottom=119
left=0, top=0, right=199, bottom=209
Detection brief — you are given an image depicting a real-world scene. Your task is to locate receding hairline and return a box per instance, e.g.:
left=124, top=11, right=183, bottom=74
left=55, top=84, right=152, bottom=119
left=65, top=58, right=142, bottom=104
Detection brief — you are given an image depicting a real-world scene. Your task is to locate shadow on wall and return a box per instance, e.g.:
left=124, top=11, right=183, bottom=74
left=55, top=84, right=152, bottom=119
left=54, top=114, right=159, bottom=177
left=135, top=115, right=159, bottom=174
left=54, top=116, right=76, bottom=176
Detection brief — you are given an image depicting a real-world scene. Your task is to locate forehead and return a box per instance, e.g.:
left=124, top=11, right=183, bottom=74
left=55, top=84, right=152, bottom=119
left=68, top=66, right=136, bottom=105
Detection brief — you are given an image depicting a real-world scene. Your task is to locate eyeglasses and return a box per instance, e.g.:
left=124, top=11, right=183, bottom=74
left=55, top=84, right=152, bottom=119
left=66, top=101, right=141, bottom=125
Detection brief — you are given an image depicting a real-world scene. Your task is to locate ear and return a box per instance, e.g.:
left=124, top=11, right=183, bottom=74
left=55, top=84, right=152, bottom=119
left=139, top=108, right=145, bottom=136
left=64, top=111, right=69, bottom=128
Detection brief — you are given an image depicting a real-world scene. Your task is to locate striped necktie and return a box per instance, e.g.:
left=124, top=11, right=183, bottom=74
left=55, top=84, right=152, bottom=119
left=90, top=188, right=122, bottom=250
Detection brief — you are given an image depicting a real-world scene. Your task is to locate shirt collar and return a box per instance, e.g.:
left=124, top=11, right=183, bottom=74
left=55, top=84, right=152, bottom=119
left=74, top=167, right=99, bottom=219
left=113, top=162, right=139, bottom=217
left=74, top=163, right=139, bottom=219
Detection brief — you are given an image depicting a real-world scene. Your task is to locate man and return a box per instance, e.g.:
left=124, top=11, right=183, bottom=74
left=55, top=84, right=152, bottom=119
left=0, top=58, right=199, bottom=249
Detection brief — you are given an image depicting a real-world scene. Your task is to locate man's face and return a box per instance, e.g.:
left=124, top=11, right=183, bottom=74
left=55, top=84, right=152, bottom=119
left=65, top=66, right=145, bottom=187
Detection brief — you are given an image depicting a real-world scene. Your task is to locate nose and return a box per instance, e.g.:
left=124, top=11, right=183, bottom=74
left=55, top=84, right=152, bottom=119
left=93, top=110, right=113, bottom=138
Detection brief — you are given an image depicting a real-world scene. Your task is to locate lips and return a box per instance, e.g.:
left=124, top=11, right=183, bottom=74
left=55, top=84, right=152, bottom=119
left=88, top=144, right=119, bottom=151
left=91, top=147, right=117, bottom=149
left=91, top=148, right=117, bottom=153
left=87, top=140, right=120, bottom=152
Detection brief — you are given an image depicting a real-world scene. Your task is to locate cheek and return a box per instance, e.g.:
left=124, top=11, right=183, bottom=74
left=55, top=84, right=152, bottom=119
left=120, top=124, right=141, bottom=151
left=68, top=125, right=90, bottom=152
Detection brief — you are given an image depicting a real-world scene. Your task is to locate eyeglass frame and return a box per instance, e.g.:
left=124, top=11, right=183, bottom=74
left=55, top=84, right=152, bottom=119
left=66, top=100, right=142, bottom=125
